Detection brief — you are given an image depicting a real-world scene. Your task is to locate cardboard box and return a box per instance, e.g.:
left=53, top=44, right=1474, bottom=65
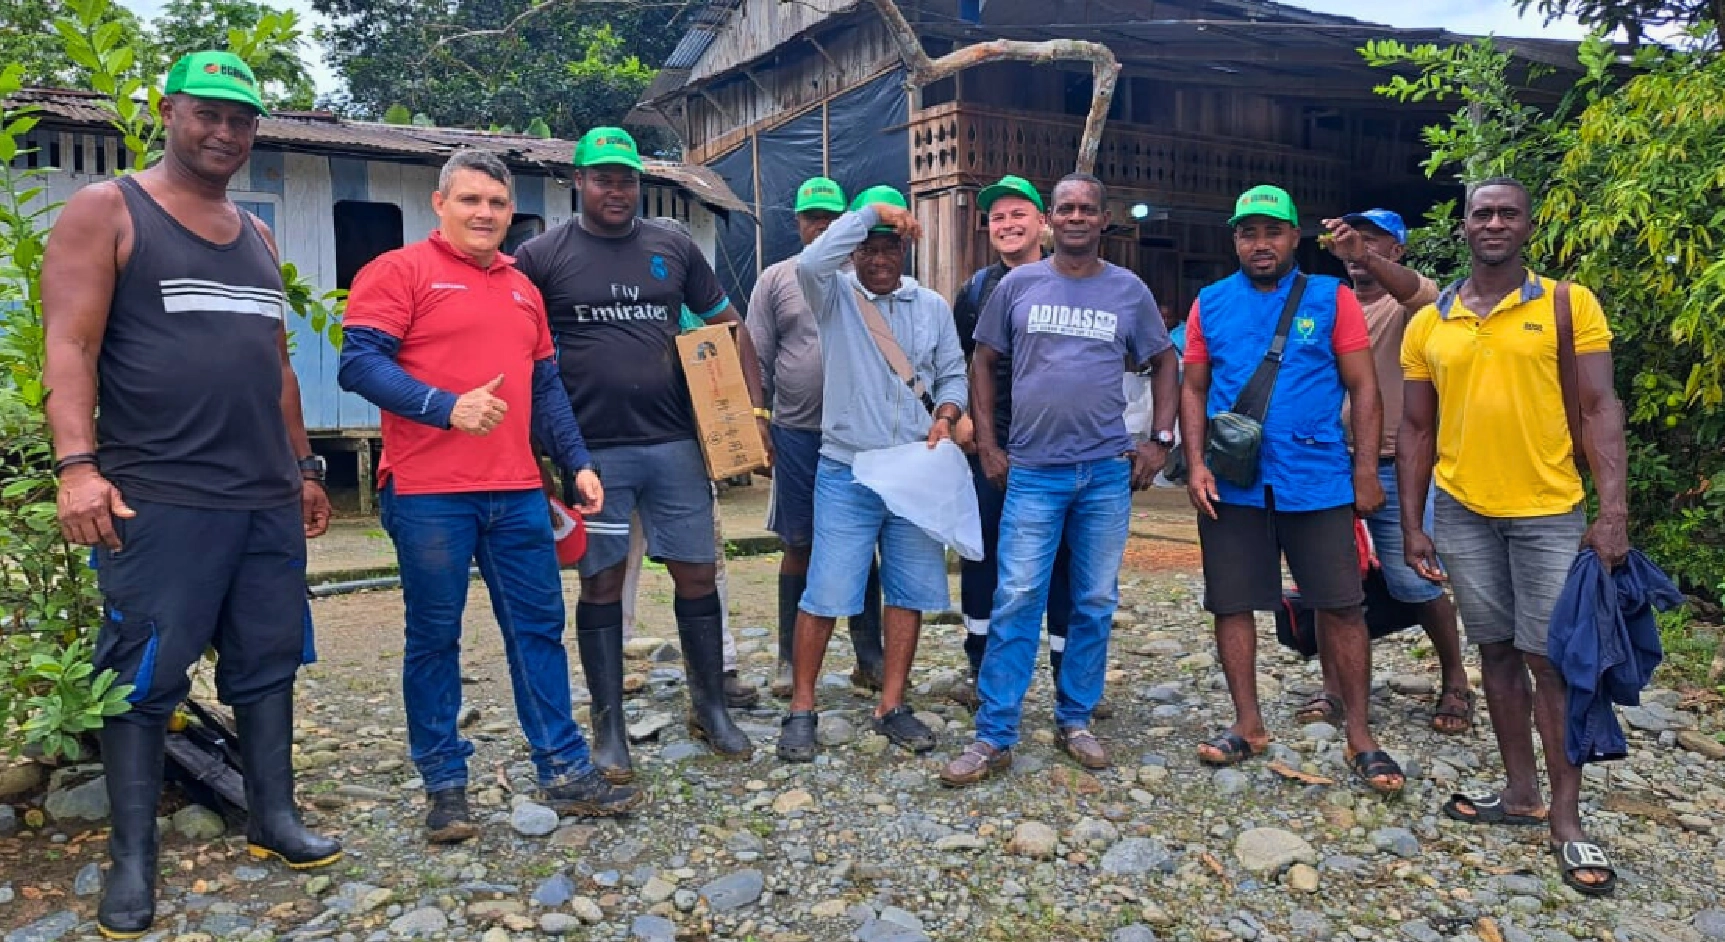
left=678, top=324, right=769, bottom=479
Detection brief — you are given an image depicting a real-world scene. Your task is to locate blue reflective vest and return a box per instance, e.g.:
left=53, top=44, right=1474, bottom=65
left=1196, top=269, right=1353, bottom=511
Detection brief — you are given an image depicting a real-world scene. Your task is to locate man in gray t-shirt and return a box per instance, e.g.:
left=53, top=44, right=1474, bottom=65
left=943, top=173, right=1180, bottom=786
left=746, top=177, right=884, bottom=699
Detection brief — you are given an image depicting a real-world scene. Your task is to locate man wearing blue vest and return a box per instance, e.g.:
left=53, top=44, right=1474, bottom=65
left=1181, top=185, right=1404, bottom=794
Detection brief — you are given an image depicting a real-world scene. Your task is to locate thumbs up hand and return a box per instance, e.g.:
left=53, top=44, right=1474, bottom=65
left=450, top=374, right=508, bottom=435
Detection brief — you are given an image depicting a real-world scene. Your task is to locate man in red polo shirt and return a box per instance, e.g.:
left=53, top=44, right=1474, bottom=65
left=339, top=150, right=643, bottom=844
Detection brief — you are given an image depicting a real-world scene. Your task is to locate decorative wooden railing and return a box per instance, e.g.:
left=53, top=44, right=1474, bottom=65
left=909, top=102, right=1349, bottom=214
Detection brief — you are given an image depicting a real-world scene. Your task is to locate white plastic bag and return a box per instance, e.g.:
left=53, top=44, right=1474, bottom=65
left=1122, top=372, right=1152, bottom=437
left=850, top=439, right=983, bottom=560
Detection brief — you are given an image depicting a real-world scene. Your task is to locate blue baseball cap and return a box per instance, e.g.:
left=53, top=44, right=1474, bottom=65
left=1341, top=209, right=1408, bottom=245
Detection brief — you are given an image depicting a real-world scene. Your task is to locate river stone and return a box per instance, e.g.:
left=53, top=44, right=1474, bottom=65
left=172, top=804, right=225, bottom=841
left=389, top=907, right=449, bottom=937
left=510, top=798, right=558, bottom=837
left=1101, top=838, right=1176, bottom=876
left=540, top=913, right=581, bottom=935
left=631, top=914, right=677, bottom=941
left=0, top=762, right=44, bottom=802
left=1007, top=821, right=1059, bottom=858
left=700, top=869, right=764, bottom=911
left=1234, top=827, right=1317, bottom=875
left=43, top=777, right=109, bottom=823
left=71, top=863, right=101, bottom=896
left=531, top=872, right=575, bottom=907
left=3, top=910, right=80, bottom=942
left=1694, top=909, right=1725, bottom=941
left=1111, top=927, right=1159, bottom=942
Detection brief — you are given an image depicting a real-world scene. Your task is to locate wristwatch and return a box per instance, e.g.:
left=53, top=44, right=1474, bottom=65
left=1149, top=430, right=1176, bottom=449
left=297, top=454, right=327, bottom=483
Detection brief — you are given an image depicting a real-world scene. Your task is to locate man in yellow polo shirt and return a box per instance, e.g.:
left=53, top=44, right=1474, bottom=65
left=1398, top=177, right=1629, bottom=897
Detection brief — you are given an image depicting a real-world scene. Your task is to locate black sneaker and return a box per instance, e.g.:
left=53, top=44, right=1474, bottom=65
left=425, top=788, right=478, bottom=844
left=541, top=769, right=644, bottom=817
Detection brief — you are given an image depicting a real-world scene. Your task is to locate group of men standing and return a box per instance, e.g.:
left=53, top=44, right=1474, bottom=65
left=38, top=52, right=1628, bottom=941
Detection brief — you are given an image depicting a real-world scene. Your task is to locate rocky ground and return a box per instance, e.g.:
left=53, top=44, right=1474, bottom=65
left=4, top=546, right=1725, bottom=942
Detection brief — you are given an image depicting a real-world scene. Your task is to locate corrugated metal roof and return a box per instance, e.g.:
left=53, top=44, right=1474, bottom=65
left=7, top=87, right=750, bottom=216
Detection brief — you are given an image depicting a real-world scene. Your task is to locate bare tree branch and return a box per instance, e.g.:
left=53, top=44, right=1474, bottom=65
left=866, top=0, right=1121, bottom=175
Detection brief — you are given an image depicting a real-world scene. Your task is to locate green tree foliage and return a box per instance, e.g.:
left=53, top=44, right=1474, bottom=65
left=1, top=0, right=158, bottom=86
left=1365, top=33, right=1725, bottom=595
left=152, top=0, right=318, bottom=109
left=313, top=0, right=683, bottom=145
left=1514, top=0, right=1722, bottom=46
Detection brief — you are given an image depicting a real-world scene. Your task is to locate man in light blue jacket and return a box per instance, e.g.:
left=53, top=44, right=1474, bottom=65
left=776, top=185, right=969, bottom=762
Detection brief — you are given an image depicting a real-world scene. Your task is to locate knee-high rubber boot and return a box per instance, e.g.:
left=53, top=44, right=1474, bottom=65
left=236, top=691, right=342, bottom=869
left=96, top=719, right=165, bottom=940
left=848, top=562, right=885, bottom=688
left=576, top=606, right=633, bottom=783
left=679, top=610, right=754, bottom=758
left=772, top=575, right=804, bottom=698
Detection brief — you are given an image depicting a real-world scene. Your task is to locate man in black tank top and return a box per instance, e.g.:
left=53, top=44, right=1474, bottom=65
left=41, top=51, right=341, bottom=941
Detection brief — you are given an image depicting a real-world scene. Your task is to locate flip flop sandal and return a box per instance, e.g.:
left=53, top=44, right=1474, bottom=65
left=1348, top=749, right=1406, bottom=795
left=1552, top=841, right=1618, bottom=897
left=1294, top=692, right=1344, bottom=725
left=1431, top=688, right=1476, bottom=735
left=1442, top=793, right=1548, bottom=827
left=1197, top=730, right=1265, bottom=767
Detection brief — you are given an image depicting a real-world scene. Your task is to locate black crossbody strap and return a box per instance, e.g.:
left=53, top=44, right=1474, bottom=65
left=1230, top=274, right=1308, bottom=422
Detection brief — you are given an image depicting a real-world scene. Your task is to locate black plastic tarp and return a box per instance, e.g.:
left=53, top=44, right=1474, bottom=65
left=709, top=68, right=910, bottom=315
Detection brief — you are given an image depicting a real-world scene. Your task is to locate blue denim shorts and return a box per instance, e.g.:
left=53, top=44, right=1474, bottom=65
left=1363, top=461, right=1446, bottom=605
left=800, top=456, right=949, bottom=617
left=1433, top=489, right=1585, bottom=654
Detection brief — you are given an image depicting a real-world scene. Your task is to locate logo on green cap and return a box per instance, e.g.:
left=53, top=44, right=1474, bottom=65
left=164, top=51, right=267, bottom=115
left=848, top=185, right=908, bottom=232
left=574, top=126, right=644, bottom=171
left=795, top=177, right=846, bottom=215
left=1228, top=184, right=1298, bottom=228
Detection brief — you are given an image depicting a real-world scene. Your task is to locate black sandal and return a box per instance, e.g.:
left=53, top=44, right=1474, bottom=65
left=1431, top=688, right=1476, bottom=735
left=1347, top=749, right=1405, bottom=795
left=776, top=711, right=819, bottom=763
left=871, top=705, right=937, bottom=753
left=1294, top=692, right=1344, bottom=725
left=1442, top=793, right=1547, bottom=827
left=1552, top=841, right=1618, bottom=897
left=1197, top=730, right=1265, bottom=767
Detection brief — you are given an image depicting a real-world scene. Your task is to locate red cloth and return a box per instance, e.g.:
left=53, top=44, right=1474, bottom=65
left=344, top=231, right=554, bottom=495
left=1183, top=284, right=1370, bottom=364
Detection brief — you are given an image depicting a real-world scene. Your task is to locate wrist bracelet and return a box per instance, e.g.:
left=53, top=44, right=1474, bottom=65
left=54, top=453, right=98, bottom=476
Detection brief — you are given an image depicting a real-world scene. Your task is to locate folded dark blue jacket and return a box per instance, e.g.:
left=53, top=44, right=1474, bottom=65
left=1547, top=548, right=1682, bottom=765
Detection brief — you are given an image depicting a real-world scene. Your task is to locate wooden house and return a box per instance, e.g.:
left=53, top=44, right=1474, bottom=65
left=9, top=88, right=751, bottom=504
left=630, top=0, right=1586, bottom=312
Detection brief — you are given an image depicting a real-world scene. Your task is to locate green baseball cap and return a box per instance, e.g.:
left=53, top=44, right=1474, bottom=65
left=163, top=51, right=268, bottom=115
left=574, top=126, right=644, bottom=171
left=977, top=175, right=1044, bottom=213
left=794, top=177, right=846, bottom=214
left=1228, top=184, right=1298, bottom=227
left=849, top=185, right=908, bottom=232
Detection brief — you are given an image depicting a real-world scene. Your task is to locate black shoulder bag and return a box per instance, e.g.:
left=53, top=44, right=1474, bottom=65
left=1169, top=275, right=1308, bottom=488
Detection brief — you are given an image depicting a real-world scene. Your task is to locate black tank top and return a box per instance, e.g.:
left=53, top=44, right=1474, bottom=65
left=98, top=176, right=299, bottom=508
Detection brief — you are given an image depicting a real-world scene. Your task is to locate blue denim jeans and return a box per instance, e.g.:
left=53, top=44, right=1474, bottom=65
left=380, top=484, right=593, bottom=792
left=976, top=457, right=1133, bottom=747
left=799, top=457, right=950, bottom=617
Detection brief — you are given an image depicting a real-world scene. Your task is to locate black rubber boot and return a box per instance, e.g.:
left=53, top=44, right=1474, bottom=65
left=848, top=562, right=885, bottom=691
left=97, top=719, right=165, bottom=940
left=772, top=575, right=804, bottom=698
left=236, top=691, right=343, bottom=870
left=677, top=599, right=753, bottom=758
left=576, top=602, right=633, bottom=783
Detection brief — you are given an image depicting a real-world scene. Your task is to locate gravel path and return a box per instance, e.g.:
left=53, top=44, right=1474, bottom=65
left=3, top=552, right=1724, bottom=942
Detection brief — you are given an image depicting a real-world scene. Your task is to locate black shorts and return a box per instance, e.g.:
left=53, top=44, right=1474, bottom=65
left=1198, top=495, right=1362, bottom=615
left=92, top=498, right=309, bottom=718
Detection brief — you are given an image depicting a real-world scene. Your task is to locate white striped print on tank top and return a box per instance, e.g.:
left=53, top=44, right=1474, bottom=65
left=159, top=278, right=286, bottom=319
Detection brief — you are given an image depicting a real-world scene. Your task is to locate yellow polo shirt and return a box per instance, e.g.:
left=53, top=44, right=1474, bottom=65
left=1400, top=273, right=1611, bottom=518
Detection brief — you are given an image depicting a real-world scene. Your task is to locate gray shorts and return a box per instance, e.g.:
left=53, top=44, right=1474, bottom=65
left=1433, top=489, right=1584, bottom=655
left=577, top=439, right=716, bottom=577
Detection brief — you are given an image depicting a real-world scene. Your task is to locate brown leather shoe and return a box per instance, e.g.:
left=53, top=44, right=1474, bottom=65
left=1091, top=696, right=1116, bottom=722
left=769, top=661, right=793, bottom=699
left=939, top=740, right=1012, bottom=787
left=723, top=671, right=760, bottom=708
left=1055, top=726, right=1109, bottom=770
left=948, top=676, right=981, bottom=711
